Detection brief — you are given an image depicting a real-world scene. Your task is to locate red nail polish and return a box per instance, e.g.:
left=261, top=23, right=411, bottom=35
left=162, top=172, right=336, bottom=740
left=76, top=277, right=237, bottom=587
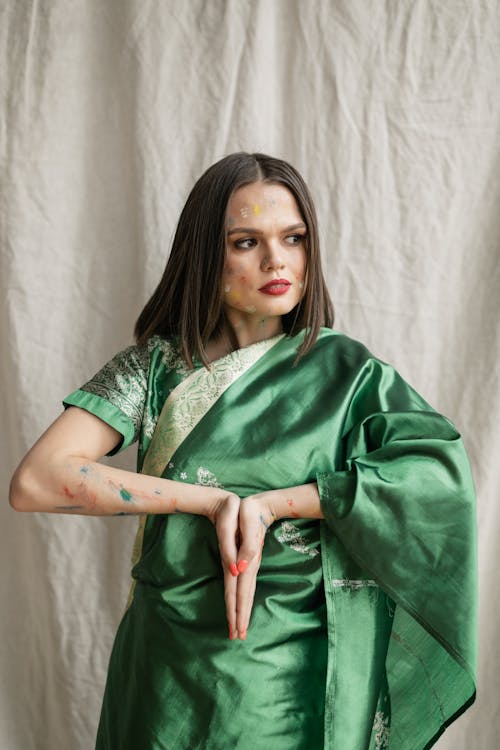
left=229, top=562, right=239, bottom=577
left=237, top=559, right=248, bottom=573
left=240, top=628, right=247, bottom=640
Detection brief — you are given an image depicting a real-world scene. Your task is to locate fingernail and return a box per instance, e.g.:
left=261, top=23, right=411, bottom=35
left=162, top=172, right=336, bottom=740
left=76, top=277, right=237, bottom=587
left=240, top=628, right=247, bottom=640
left=229, top=562, right=239, bottom=577
left=237, top=559, right=248, bottom=573
left=228, top=626, right=235, bottom=640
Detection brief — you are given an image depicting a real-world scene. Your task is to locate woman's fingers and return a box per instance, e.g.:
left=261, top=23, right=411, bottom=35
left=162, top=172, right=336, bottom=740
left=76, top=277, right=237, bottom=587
left=235, top=552, right=260, bottom=638
left=235, top=498, right=270, bottom=638
left=212, top=493, right=241, bottom=639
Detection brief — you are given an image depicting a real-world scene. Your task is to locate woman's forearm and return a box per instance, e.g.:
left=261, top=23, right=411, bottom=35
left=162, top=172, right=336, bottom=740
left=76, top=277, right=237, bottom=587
left=10, top=455, right=225, bottom=517
left=249, top=483, right=324, bottom=523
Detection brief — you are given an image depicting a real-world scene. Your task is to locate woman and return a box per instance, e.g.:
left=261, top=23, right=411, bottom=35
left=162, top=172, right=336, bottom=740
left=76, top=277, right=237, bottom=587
left=10, top=152, right=477, bottom=749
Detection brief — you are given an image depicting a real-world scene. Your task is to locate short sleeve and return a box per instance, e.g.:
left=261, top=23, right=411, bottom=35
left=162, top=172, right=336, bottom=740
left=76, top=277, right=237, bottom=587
left=63, top=344, right=150, bottom=455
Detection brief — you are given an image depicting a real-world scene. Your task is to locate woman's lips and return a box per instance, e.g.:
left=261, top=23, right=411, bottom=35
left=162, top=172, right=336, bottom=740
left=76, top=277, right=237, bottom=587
left=258, top=279, right=291, bottom=296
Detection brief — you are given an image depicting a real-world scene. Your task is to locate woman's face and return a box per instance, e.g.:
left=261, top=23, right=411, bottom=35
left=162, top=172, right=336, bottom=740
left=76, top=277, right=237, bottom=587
left=223, top=181, right=307, bottom=328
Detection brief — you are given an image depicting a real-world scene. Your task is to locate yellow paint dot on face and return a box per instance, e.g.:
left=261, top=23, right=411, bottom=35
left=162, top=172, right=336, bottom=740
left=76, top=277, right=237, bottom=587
left=253, top=204, right=261, bottom=215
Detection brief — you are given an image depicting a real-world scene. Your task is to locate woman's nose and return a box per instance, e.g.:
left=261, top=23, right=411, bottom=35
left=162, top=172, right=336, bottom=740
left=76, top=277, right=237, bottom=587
left=261, top=242, right=285, bottom=270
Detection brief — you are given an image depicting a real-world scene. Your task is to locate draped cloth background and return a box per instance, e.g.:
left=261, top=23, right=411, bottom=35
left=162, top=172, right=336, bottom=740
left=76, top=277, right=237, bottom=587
left=1, top=1, right=498, bottom=748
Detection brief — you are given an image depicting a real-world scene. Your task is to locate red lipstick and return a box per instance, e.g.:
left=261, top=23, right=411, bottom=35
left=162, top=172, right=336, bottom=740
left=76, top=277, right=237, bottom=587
left=258, top=278, right=291, bottom=296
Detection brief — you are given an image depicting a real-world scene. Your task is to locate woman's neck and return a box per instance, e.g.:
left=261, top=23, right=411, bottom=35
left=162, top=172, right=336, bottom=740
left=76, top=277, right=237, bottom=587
left=205, top=316, right=283, bottom=362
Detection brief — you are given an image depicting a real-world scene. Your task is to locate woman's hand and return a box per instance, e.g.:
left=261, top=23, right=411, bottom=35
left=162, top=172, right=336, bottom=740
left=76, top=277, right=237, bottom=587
left=233, top=493, right=279, bottom=640
left=207, top=484, right=323, bottom=641
left=231, top=484, right=323, bottom=640
left=206, top=492, right=242, bottom=641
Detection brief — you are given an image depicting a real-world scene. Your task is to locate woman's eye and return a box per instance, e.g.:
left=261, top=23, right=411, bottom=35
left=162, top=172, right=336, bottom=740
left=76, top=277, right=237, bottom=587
left=234, top=238, right=257, bottom=249
left=285, top=234, right=306, bottom=245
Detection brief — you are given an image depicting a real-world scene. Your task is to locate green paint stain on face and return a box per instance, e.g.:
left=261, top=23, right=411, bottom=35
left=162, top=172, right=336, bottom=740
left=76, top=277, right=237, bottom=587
left=120, top=488, right=133, bottom=502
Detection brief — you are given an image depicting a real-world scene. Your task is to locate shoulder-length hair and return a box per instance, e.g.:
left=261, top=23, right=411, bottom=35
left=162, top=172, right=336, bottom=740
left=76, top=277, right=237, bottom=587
left=134, top=152, right=334, bottom=367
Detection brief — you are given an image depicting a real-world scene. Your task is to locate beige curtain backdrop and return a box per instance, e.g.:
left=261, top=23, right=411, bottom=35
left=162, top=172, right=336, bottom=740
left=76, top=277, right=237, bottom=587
left=1, top=1, right=499, bottom=748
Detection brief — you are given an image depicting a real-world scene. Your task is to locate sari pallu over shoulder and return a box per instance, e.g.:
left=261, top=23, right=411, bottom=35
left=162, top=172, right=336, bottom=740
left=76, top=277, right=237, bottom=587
left=128, top=328, right=477, bottom=750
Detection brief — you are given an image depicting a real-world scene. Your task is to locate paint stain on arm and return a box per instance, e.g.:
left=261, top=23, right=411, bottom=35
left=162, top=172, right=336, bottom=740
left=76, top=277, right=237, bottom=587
left=119, top=488, right=133, bottom=502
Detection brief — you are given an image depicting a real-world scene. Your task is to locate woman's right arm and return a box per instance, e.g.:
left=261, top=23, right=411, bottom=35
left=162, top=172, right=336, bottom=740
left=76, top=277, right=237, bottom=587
left=9, top=405, right=242, bottom=638
left=9, top=405, right=236, bottom=519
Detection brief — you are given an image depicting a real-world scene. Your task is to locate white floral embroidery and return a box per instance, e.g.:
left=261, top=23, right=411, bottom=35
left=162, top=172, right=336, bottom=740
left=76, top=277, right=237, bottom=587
left=277, top=521, right=319, bottom=558
left=196, top=467, right=223, bottom=488
left=168, top=462, right=174, bottom=469
left=373, top=710, right=390, bottom=749
left=331, top=579, right=378, bottom=590
left=180, top=471, right=187, bottom=480
left=142, top=408, right=158, bottom=440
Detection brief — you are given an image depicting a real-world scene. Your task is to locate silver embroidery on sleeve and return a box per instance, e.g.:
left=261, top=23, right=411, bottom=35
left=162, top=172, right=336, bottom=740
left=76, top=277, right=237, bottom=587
left=155, top=336, right=190, bottom=375
left=277, top=520, right=319, bottom=558
left=80, top=344, right=150, bottom=438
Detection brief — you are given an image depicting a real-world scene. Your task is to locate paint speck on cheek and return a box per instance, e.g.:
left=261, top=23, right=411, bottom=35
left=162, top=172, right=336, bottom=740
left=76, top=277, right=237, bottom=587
left=244, top=305, right=257, bottom=313
left=239, top=276, right=246, bottom=283
left=154, top=489, right=162, bottom=496
left=287, top=499, right=294, bottom=506
left=298, top=281, right=304, bottom=289
left=224, top=284, right=231, bottom=293
left=80, top=466, right=89, bottom=474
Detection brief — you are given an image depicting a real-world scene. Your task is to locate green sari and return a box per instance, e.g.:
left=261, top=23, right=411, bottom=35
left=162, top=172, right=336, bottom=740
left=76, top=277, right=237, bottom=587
left=63, top=328, right=477, bottom=750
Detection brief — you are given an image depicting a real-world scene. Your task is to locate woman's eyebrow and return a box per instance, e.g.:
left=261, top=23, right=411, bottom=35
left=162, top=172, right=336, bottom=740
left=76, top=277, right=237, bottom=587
left=227, top=222, right=306, bottom=236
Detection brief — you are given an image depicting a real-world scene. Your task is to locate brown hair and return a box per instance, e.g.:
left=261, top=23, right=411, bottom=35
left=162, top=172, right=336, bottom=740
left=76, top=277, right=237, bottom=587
left=134, top=152, right=334, bottom=367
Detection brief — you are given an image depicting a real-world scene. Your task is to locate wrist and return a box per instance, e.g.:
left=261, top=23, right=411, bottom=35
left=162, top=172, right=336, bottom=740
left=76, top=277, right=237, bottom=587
left=265, top=484, right=323, bottom=521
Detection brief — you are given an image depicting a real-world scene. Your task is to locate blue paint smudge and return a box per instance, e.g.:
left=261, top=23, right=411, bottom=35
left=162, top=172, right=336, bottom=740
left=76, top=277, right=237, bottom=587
left=259, top=513, right=269, bottom=531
